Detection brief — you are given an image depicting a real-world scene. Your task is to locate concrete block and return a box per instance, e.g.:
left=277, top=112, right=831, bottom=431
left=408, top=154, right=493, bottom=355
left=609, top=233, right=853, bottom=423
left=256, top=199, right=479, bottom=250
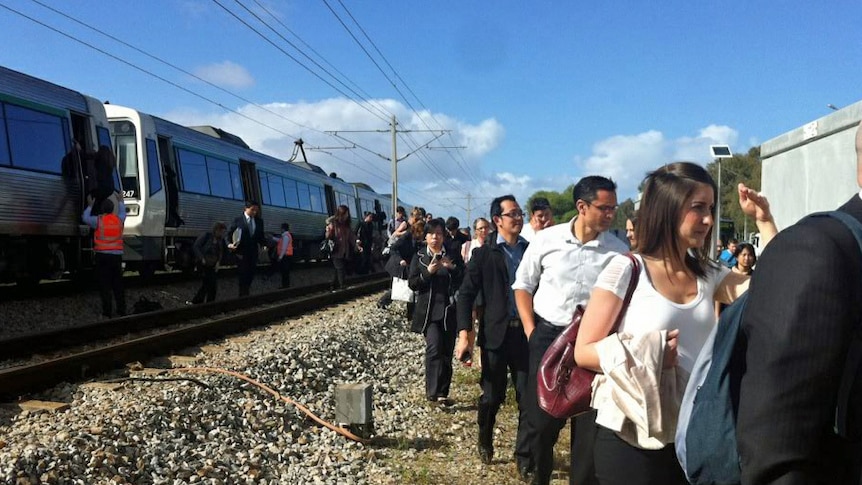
left=335, top=383, right=372, bottom=425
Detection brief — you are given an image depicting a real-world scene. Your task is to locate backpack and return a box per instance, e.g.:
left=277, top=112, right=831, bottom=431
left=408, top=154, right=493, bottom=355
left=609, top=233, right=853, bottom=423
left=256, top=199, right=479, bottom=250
left=676, top=210, right=862, bottom=485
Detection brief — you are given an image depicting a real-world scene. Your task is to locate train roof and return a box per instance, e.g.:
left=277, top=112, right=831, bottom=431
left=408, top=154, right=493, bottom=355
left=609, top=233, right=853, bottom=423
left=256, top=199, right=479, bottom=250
left=188, top=125, right=250, bottom=149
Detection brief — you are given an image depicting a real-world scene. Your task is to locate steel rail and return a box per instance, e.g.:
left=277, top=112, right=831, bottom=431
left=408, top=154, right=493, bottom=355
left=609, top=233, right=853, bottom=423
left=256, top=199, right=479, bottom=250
left=0, top=276, right=389, bottom=399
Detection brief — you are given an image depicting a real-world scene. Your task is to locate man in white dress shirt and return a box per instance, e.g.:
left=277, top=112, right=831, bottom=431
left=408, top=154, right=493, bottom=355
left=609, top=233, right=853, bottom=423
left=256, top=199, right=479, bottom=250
left=514, top=176, right=628, bottom=485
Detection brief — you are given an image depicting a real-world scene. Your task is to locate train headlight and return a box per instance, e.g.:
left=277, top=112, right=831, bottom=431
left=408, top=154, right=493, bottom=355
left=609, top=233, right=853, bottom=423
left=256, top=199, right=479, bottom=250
left=125, top=203, right=140, bottom=216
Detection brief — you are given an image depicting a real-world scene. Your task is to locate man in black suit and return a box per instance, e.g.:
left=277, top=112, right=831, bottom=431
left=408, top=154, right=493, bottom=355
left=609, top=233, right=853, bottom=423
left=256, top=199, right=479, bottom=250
left=735, top=122, right=862, bottom=484
left=228, top=200, right=265, bottom=296
left=456, top=195, right=534, bottom=481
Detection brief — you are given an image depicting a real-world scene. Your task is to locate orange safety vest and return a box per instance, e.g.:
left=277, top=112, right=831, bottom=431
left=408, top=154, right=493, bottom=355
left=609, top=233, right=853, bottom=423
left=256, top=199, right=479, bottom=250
left=277, top=231, right=293, bottom=256
left=94, top=213, right=124, bottom=252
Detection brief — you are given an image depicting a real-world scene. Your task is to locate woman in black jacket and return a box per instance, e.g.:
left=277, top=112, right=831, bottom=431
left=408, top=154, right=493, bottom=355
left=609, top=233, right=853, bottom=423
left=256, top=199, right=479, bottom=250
left=408, top=218, right=465, bottom=404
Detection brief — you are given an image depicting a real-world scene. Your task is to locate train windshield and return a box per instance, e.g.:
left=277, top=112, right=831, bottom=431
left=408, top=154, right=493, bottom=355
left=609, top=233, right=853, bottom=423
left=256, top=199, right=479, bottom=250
left=111, top=120, right=140, bottom=199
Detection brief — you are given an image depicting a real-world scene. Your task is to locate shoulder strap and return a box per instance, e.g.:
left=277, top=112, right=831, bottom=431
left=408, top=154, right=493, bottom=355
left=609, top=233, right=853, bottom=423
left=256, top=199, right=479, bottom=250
left=610, top=253, right=641, bottom=334
left=809, top=211, right=862, bottom=438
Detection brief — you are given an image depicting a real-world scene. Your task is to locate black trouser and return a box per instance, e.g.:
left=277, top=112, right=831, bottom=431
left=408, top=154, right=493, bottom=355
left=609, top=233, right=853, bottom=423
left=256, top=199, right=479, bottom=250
left=527, top=316, right=599, bottom=485
left=279, top=257, right=291, bottom=288
left=331, top=256, right=347, bottom=289
left=357, top=246, right=372, bottom=274
left=192, top=266, right=217, bottom=303
left=424, top=318, right=456, bottom=399
left=95, top=252, right=124, bottom=317
left=480, top=324, right=532, bottom=466
left=593, top=426, right=687, bottom=485
left=237, top=253, right=257, bottom=296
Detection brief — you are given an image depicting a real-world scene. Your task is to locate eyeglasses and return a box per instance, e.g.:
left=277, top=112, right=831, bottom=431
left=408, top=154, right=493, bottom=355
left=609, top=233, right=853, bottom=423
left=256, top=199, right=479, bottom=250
left=500, top=211, right=525, bottom=219
left=586, top=201, right=619, bottom=213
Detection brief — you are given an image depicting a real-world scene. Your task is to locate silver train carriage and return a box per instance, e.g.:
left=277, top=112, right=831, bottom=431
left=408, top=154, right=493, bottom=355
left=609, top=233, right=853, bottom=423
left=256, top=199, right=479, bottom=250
left=104, top=104, right=400, bottom=274
left=0, top=65, right=116, bottom=284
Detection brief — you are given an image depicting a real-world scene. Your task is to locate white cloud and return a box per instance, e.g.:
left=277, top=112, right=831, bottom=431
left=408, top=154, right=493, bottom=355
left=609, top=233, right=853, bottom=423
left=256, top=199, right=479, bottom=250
left=162, top=97, right=742, bottom=223
left=163, top=97, right=504, bottom=219
left=575, top=125, right=740, bottom=200
left=192, top=61, right=255, bottom=89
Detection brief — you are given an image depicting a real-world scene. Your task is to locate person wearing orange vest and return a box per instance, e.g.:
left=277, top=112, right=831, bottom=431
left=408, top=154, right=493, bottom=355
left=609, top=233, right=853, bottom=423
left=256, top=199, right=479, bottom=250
left=82, top=192, right=127, bottom=318
left=276, top=222, right=294, bottom=288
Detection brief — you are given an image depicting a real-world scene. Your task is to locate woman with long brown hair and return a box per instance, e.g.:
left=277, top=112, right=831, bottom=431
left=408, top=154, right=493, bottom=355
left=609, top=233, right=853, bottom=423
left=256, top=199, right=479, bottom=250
left=573, top=162, right=777, bottom=484
left=325, top=204, right=357, bottom=290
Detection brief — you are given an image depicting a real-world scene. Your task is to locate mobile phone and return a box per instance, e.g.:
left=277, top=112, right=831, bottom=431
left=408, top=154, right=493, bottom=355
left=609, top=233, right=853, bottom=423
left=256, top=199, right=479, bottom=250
left=432, top=253, right=442, bottom=262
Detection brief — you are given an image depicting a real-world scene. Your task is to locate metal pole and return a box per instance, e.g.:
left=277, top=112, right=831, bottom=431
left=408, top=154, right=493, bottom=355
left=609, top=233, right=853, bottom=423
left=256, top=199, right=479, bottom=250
left=390, top=115, right=398, bottom=217
left=714, top=159, right=722, bottom=259
left=466, top=193, right=472, bottom=227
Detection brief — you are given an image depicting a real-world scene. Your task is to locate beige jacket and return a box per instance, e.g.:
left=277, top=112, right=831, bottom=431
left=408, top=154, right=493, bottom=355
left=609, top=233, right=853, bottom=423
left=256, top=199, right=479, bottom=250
left=590, top=330, right=688, bottom=450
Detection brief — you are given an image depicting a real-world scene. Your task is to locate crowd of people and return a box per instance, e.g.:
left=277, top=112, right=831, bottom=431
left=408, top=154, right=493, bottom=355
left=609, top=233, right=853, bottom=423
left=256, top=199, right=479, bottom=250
left=80, top=121, right=862, bottom=484
left=380, top=122, right=862, bottom=485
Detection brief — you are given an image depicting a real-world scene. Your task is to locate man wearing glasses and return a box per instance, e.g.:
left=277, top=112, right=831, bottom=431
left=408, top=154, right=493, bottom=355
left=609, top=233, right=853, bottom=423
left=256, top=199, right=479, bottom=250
left=514, top=176, right=627, bottom=485
left=456, top=195, right=533, bottom=480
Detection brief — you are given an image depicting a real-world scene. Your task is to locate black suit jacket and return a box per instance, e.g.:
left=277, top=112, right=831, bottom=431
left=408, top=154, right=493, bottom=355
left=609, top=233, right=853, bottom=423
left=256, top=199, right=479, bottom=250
left=456, top=233, right=527, bottom=351
left=229, top=214, right=265, bottom=258
left=736, top=194, right=862, bottom=485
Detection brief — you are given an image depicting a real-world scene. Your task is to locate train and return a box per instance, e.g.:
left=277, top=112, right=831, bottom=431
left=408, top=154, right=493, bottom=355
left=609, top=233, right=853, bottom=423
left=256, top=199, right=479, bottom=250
left=0, top=65, right=406, bottom=284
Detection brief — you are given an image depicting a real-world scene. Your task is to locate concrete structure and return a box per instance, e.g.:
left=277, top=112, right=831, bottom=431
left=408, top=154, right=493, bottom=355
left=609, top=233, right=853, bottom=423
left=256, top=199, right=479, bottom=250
left=761, top=100, right=862, bottom=230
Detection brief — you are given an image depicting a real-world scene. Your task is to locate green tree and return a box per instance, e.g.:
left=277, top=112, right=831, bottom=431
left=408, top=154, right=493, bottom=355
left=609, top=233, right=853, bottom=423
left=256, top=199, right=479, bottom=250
left=705, top=146, right=761, bottom=241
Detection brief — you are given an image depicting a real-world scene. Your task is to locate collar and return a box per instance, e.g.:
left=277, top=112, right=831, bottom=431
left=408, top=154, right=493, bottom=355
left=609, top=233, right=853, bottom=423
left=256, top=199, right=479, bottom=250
left=566, top=216, right=606, bottom=246
left=495, top=232, right=527, bottom=248
left=858, top=189, right=862, bottom=201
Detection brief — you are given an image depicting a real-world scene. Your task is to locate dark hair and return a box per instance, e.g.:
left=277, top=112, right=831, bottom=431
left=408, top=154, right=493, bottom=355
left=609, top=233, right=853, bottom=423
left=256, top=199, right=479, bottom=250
left=530, top=196, right=551, bottom=213
left=734, top=242, right=756, bottom=261
left=636, top=162, right=717, bottom=278
left=281, top=222, right=290, bottom=231
left=628, top=211, right=638, bottom=225
left=572, top=176, right=617, bottom=206
left=396, top=206, right=406, bottom=217
left=489, top=194, right=517, bottom=219
left=212, top=221, right=227, bottom=232
left=100, top=198, right=114, bottom=214
left=445, top=216, right=460, bottom=232
left=424, top=217, right=446, bottom=235
left=728, top=238, right=739, bottom=245
left=334, top=204, right=351, bottom=225
left=245, top=200, right=260, bottom=209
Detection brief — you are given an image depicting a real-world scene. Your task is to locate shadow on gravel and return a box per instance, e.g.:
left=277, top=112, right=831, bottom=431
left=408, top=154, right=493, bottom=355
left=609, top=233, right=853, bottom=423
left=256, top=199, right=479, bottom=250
left=0, top=403, right=19, bottom=426
left=369, top=435, right=446, bottom=451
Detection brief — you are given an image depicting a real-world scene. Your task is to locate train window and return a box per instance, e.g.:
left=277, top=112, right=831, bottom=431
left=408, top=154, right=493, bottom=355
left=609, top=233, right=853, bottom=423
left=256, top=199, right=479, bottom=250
left=259, top=172, right=271, bottom=205
left=0, top=105, right=9, bottom=166
left=310, top=186, right=325, bottom=213
left=4, top=104, right=67, bottom=174
left=229, top=163, right=243, bottom=200
left=176, top=148, right=209, bottom=195
left=283, top=178, right=300, bottom=209
left=268, top=174, right=286, bottom=207
left=207, top=157, right=234, bottom=199
left=297, top=182, right=312, bottom=211
left=97, top=126, right=112, bottom=151
left=115, top=129, right=139, bottom=198
left=145, top=139, right=162, bottom=196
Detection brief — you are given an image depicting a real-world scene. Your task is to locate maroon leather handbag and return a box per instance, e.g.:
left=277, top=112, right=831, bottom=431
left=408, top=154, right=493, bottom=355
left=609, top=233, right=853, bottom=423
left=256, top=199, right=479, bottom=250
left=537, top=253, right=640, bottom=419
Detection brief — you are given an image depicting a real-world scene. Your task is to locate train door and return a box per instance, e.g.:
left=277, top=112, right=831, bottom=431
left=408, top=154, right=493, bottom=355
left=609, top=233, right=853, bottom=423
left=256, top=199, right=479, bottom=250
left=240, top=160, right=261, bottom=207
left=157, top=136, right=182, bottom=227
left=324, top=184, right=336, bottom=216
left=68, top=113, right=91, bottom=213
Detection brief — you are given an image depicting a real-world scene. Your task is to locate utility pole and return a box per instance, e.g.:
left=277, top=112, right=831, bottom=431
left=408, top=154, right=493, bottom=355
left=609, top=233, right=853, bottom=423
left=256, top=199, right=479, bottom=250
left=323, top=115, right=448, bottom=217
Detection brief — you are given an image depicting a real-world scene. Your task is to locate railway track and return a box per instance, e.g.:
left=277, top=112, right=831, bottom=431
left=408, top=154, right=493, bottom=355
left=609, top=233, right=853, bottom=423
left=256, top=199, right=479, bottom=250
left=0, top=259, right=332, bottom=301
left=0, top=273, right=390, bottom=399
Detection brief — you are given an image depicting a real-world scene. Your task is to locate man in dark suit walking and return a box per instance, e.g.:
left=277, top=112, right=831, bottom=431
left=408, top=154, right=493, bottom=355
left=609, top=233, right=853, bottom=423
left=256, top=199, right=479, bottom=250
left=735, top=121, right=862, bottom=484
left=228, top=200, right=265, bottom=297
left=456, top=195, right=534, bottom=481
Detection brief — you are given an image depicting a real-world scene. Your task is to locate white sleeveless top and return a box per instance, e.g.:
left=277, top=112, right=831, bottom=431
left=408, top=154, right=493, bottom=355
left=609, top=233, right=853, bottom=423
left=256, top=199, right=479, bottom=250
left=594, top=254, right=729, bottom=374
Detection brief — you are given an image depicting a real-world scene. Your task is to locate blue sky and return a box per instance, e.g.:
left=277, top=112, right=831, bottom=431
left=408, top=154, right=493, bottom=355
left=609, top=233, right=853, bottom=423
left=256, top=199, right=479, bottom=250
left=1, top=0, right=860, bottom=224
